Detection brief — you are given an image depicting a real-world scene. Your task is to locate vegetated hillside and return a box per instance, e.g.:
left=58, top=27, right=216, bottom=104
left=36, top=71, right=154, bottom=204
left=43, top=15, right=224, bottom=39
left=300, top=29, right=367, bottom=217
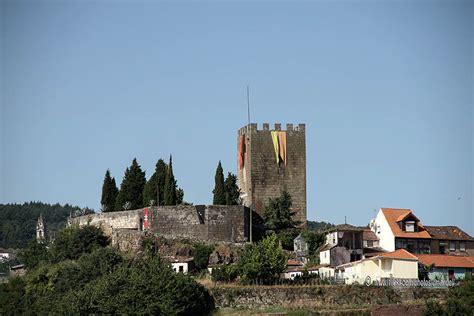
left=307, top=220, right=335, bottom=232
left=0, top=202, right=94, bottom=249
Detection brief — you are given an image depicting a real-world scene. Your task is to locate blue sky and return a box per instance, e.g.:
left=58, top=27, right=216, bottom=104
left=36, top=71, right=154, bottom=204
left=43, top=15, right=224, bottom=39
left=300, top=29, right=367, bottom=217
left=1, top=0, right=473, bottom=234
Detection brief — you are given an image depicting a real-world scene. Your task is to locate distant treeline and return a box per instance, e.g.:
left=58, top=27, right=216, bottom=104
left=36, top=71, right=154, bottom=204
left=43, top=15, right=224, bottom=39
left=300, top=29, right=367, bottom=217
left=0, top=202, right=94, bottom=249
left=307, top=220, right=335, bottom=232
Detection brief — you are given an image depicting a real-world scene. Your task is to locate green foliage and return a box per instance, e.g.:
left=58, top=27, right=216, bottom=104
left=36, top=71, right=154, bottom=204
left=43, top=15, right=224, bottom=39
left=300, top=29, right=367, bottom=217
left=0, top=231, right=214, bottom=315
left=211, top=264, right=239, bottom=282
left=19, top=239, right=49, bottom=269
left=0, top=277, right=27, bottom=315
left=0, top=202, right=93, bottom=249
left=301, top=230, right=326, bottom=257
left=101, top=169, right=119, bottom=212
left=224, top=172, right=240, bottom=205
left=276, top=228, right=300, bottom=251
left=193, top=243, right=214, bottom=271
left=424, top=274, right=474, bottom=315
left=164, top=155, right=177, bottom=205
left=264, top=190, right=299, bottom=232
left=213, top=161, right=226, bottom=205
left=115, top=158, right=147, bottom=210
left=307, top=220, right=335, bottom=232
left=143, top=159, right=167, bottom=206
left=238, top=234, right=286, bottom=281
left=49, top=225, right=109, bottom=263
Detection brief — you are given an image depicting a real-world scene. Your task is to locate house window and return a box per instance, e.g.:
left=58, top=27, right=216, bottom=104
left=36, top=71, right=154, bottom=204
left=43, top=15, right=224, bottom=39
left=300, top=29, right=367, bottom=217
left=179, top=265, right=184, bottom=272
left=366, top=240, right=373, bottom=247
left=439, top=241, right=447, bottom=254
left=449, top=241, right=456, bottom=251
left=460, top=242, right=466, bottom=252
left=405, top=221, right=415, bottom=232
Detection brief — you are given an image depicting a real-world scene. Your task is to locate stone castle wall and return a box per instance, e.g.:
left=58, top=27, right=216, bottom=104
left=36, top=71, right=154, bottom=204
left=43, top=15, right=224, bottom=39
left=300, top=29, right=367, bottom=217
left=237, top=123, right=307, bottom=225
left=71, top=205, right=250, bottom=243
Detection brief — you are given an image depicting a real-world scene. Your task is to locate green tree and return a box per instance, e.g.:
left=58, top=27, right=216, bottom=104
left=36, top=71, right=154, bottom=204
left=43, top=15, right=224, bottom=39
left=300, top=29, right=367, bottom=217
left=101, top=169, right=118, bottom=212
left=164, top=156, right=177, bottom=205
left=224, top=172, right=240, bottom=205
left=212, top=161, right=226, bottom=205
left=72, top=256, right=214, bottom=315
left=176, top=187, right=184, bottom=205
left=19, top=239, right=49, bottom=269
left=238, top=234, right=286, bottom=281
left=193, top=243, right=214, bottom=271
left=264, top=190, right=299, bottom=232
left=143, top=159, right=168, bottom=206
left=49, top=225, right=109, bottom=263
left=115, top=158, right=147, bottom=210
left=301, top=230, right=326, bottom=261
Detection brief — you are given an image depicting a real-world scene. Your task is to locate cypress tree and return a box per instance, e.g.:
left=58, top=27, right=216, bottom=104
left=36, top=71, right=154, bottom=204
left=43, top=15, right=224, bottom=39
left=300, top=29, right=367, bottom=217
left=163, top=156, right=176, bottom=205
left=101, top=170, right=118, bottom=212
left=212, top=161, right=226, bottom=205
left=143, top=159, right=168, bottom=206
left=224, top=172, right=240, bottom=205
left=115, top=158, right=146, bottom=210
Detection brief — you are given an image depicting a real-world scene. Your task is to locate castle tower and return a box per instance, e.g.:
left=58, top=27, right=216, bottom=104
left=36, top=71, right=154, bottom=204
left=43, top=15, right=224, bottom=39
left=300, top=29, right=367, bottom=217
left=237, top=123, right=307, bottom=225
left=36, top=214, right=46, bottom=242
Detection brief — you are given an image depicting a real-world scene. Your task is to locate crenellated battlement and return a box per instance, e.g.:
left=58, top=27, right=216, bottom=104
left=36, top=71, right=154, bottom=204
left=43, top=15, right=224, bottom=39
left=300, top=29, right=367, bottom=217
left=238, top=123, right=305, bottom=135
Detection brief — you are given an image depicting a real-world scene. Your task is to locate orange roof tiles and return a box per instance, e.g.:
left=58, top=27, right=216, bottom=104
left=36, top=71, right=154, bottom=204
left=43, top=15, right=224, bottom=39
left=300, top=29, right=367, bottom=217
left=376, top=249, right=418, bottom=260
left=416, top=254, right=474, bottom=268
left=380, top=208, right=431, bottom=239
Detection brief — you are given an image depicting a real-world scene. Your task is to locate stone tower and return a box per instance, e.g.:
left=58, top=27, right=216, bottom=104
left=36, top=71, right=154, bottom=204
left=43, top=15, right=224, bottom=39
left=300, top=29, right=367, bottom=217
left=36, top=214, right=46, bottom=242
left=237, top=123, right=307, bottom=225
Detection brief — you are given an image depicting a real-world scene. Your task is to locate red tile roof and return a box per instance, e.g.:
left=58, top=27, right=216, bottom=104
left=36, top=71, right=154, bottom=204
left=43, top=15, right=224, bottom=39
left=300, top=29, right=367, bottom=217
left=416, top=254, right=474, bottom=268
left=381, top=208, right=431, bottom=239
left=376, top=249, right=418, bottom=260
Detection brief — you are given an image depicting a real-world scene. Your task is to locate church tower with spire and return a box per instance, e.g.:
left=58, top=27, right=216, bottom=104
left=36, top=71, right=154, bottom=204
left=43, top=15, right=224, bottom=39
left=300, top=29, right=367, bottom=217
left=36, top=214, right=46, bottom=242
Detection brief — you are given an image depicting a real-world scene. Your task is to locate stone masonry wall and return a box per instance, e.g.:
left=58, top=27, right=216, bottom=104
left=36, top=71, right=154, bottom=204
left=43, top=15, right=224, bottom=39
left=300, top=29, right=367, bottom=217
left=71, top=209, right=141, bottom=236
left=71, top=205, right=250, bottom=243
left=237, top=123, right=307, bottom=225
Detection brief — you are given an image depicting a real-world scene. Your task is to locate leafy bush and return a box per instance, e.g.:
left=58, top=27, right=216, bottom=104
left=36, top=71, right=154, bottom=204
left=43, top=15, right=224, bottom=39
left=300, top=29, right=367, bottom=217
left=238, top=234, right=286, bottom=282
left=1, top=247, right=215, bottom=315
left=211, top=264, right=239, bottom=282
left=424, top=274, right=474, bottom=315
left=49, top=225, right=108, bottom=262
left=193, top=243, right=214, bottom=271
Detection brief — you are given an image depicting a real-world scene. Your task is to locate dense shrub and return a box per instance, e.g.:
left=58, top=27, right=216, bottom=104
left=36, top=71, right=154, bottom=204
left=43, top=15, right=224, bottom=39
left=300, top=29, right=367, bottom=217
left=211, top=264, right=239, bottom=282
left=1, top=226, right=215, bottom=315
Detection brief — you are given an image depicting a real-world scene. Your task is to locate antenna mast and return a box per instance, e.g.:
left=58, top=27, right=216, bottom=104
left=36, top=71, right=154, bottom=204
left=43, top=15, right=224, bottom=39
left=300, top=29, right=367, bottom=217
left=247, top=84, right=252, bottom=243
left=247, top=85, right=251, bottom=125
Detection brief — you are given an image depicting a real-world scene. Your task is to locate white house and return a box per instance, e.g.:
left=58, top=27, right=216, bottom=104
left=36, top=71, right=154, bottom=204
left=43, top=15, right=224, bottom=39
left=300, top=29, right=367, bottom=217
left=337, top=249, right=419, bottom=285
left=164, top=256, right=194, bottom=274
left=370, top=208, right=431, bottom=253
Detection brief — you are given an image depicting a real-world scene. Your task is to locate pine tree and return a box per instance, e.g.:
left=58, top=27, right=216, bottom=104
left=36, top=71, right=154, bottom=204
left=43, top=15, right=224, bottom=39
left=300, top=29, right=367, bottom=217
left=115, top=158, right=146, bottom=210
left=224, top=172, right=240, bottom=205
left=143, top=159, right=168, bottom=206
left=101, top=170, right=118, bottom=212
left=263, top=189, right=298, bottom=231
left=176, top=187, right=184, bottom=205
left=163, top=156, right=177, bottom=205
left=212, top=161, right=226, bottom=205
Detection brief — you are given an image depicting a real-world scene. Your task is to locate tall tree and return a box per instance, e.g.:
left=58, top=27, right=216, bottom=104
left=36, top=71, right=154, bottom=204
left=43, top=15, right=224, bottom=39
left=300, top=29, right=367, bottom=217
left=163, top=156, right=176, bottom=205
left=115, top=158, right=146, bottom=210
left=224, top=172, right=240, bottom=205
left=143, top=159, right=167, bottom=206
left=101, top=170, right=118, bottom=212
left=263, top=189, right=299, bottom=231
left=212, top=161, right=226, bottom=205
